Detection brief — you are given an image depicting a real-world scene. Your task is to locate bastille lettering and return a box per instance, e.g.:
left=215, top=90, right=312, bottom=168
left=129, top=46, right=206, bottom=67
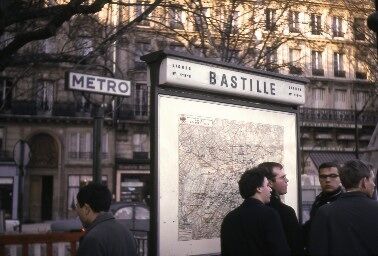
left=209, top=71, right=276, bottom=95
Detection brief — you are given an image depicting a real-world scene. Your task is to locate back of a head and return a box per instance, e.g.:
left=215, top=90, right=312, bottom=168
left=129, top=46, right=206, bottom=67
left=239, top=167, right=265, bottom=199
left=258, top=162, right=283, bottom=180
left=339, top=160, right=372, bottom=190
left=77, top=182, right=112, bottom=212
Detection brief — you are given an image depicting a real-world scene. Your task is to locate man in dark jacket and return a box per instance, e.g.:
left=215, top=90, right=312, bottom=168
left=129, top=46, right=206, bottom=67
left=302, top=162, right=343, bottom=251
left=76, top=183, right=137, bottom=256
left=221, top=167, right=290, bottom=256
left=309, top=159, right=378, bottom=256
left=258, top=162, right=304, bottom=256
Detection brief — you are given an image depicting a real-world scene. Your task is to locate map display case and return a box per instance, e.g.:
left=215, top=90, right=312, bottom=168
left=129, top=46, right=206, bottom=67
left=142, top=50, right=308, bottom=256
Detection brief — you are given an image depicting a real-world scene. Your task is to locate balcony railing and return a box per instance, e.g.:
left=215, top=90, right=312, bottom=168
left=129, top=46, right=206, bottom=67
left=289, top=65, right=303, bottom=75
left=334, top=70, right=346, bottom=78
left=4, top=100, right=149, bottom=122
left=300, top=108, right=378, bottom=126
left=312, top=69, right=324, bottom=76
left=355, top=71, right=367, bottom=80
left=118, top=103, right=149, bottom=121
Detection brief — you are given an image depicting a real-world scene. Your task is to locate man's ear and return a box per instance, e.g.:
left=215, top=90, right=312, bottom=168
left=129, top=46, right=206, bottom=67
left=256, top=187, right=262, bottom=193
left=83, top=203, right=92, bottom=214
left=268, top=179, right=274, bottom=187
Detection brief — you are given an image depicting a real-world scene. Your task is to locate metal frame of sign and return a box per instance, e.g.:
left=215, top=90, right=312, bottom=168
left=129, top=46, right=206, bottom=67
left=142, top=50, right=308, bottom=256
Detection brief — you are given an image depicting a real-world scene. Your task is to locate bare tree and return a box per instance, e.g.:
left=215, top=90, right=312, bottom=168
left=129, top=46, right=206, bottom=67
left=0, top=0, right=164, bottom=72
left=134, top=0, right=316, bottom=73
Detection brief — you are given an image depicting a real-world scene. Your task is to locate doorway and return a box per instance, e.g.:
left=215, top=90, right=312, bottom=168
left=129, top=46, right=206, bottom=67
left=29, top=175, right=53, bottom=221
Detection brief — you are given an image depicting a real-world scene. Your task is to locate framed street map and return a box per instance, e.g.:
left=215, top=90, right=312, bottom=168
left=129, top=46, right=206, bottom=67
left=157, top=94, right=298, bottom=255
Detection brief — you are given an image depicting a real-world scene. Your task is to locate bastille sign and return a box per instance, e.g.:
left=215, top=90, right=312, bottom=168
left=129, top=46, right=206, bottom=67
left=65, top=71, right=131, bottom=96
left=159, top=57, right=305, bottom=105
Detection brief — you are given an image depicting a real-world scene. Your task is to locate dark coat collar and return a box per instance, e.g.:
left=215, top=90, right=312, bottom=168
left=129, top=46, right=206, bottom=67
left=85, top=212, right=114, bottom=231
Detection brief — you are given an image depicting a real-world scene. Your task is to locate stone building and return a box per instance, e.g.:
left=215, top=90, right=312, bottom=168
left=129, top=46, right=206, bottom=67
left=0, top=0, right=377, bottom=221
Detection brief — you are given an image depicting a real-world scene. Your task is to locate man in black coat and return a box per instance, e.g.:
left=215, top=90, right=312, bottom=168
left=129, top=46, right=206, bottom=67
left=221, top=167, right=290, bottom=256
left=258, top=162, right=304, bottom=256
left=76, top=183, right=137, bottom=256
left=302, top=162, right=343, bottom=252
left=309, top=160, right=378, bottom=256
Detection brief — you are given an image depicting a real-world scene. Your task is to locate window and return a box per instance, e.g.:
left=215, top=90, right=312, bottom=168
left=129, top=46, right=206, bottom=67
left=313, top=88, right=325, bottom=101
left=289, top=48, right=301, bottom=63
left=356, top=91, right=369, bottom=110
left=169, top=8, right=185, bottom=30
left=355, top=59, right=367, bottom=79
left=134, top=84, right=148, bottom=117
left=231, top=10, right=239, bottom=34
left=134, top=42, right=151, bottom=70
left=194, top=7, right=209, bottom=32
left=313, top=88, right=325, bottom=108
left=334, top=89, right=347, bottom=109
left=133, top=133, right=149, bottom=159
left=288, top=49, right=302, bottom=74
left=76, top=95, right=91, bottom=113
left=311, top=51, right=324, bottom=76
left=288, top=11, right=300, bottom=33
left=75, top=36, right=93, bottom=56
left=0, top=77, right=12, bottom=111
left=67, top=175, right=107, bottom=210
left=135, top=0, right=150, bottom=26
left=310, top=14, right=322, bottom=35
left=36, top=80, right=54, bottom=113
left=69, top=132, right=91, bottom=159
left=333, top=52, right=345, bottom=77
left=332, top=16, right=343, bottom=37
left=354, top=18, right=365, bottom=40
left=265, top=47, right=278, bottom=72
left=265, top=9, right=276, bottom=31
left=69, top=131, right=109, bottom=159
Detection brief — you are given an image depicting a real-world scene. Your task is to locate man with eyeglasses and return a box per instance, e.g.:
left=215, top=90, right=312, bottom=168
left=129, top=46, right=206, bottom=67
left=309, top=160, right=378, bottom=256
left=303, top=161, right=343, bottom=253
left=258, top=162, right=304, bottom=256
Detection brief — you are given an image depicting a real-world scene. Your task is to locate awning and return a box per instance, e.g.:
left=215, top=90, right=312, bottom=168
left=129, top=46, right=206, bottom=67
left=309, top=151, right=356, bottom=169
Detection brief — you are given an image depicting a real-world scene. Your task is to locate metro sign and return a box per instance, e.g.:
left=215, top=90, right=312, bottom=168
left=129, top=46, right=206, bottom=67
left=65, top=72, right=131, bottom=97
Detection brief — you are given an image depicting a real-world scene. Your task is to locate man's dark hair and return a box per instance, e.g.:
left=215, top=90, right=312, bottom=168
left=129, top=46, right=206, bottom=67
left=339, top=160, right=372, bottom=190
left=238, top=167, right=266, bottom=199
left=318, top=162, right=339, bottom=175
left=77, top=183, right=112, bottom=212
left=257, top=162, right=283, bottom=181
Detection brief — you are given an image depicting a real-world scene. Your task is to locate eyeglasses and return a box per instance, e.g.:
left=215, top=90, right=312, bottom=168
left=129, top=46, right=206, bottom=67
left=319, top=174, right=339, bottom=179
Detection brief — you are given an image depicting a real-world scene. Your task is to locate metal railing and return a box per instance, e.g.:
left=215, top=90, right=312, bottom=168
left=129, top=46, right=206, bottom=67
left=0, top=230, right=148, bottom=256
left=300, top=108, right=378, bottom=126
left=5, top=100, right=150, bottom=122
left=0, top=231, right=83, bottom=256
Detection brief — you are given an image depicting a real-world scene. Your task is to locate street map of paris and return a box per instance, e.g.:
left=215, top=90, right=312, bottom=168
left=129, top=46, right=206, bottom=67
left=177, top=114, right=284, bottom=241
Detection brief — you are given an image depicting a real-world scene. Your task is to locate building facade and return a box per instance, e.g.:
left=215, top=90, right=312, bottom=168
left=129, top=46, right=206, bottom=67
left=0, top=0, right=377, bottom=221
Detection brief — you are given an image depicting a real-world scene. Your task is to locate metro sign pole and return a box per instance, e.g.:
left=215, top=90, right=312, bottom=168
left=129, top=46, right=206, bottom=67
left=66, top=72, right=131, bottom=183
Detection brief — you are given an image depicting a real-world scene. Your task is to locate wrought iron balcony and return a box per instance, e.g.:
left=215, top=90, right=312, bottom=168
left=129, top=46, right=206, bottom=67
left=289, top=65, right=303, bottom=75
left=5, top=100, right=113, bottom=118
left=312, top=69, right=324, bottom=76
left=300, top=108, right=378, bottom=126
left=334, top=70, right=346, bottom=78
left=355, top=71, right=367, bottom=80
left=117, top=103, right=149, bottom=121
